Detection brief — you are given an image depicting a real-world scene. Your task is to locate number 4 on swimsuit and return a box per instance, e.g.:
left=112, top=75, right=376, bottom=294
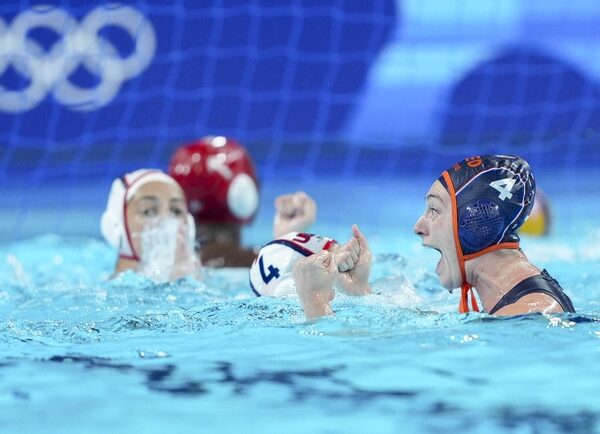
left=490, top=177, right=517, bottom=201
left=258, top=256, right=280, bottom=284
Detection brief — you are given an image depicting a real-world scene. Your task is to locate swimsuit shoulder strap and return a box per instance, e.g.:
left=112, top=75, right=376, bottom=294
left=488, top=269, right=575, bottom=315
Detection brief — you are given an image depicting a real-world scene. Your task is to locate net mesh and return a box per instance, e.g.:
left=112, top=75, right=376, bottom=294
left=0, top=0, right=598, bottom=239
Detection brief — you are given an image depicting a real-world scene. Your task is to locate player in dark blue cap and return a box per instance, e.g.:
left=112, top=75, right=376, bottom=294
left=292, top=155, right=575, bottom=320
left=414, top=154, right=575, bottom=315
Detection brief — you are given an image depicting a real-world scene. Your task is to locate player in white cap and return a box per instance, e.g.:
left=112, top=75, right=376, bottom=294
left=100, top=169, right=200, bottom=282
left=250, top=225, right=372, bottom=319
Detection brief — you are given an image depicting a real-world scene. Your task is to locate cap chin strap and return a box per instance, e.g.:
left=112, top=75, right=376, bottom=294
left=442, top=171, right=522, bottom=313
left=441, top=172, right=475, bottom=313
left=459, top=283, right=479, bottom=313
left=461, top=243, right=521, bottom=312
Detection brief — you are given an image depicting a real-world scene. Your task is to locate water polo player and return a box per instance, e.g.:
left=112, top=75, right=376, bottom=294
left=250, top=228, right=372, bottom=318
left=249, top=226, right=371, bottom=319
left=101, top=169, right=200, bottom=282
left=169, top=136, right=316, bottom=267
left=293, top=155, right=574, bottom=320
left=413, top=155, right=574, bottom=315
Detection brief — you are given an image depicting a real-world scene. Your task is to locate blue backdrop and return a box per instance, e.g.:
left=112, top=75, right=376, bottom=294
left=1, top=1, right=599, bottom=182
left=0, top=0, right=599, bottom=239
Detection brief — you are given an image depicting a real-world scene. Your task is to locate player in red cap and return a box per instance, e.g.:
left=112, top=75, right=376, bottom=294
left=169, top=136, right=316, bottom=267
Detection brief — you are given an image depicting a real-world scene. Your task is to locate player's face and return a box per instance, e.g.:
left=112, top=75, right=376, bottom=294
left=414, top=180, right=462, bottom=290
left=126, top=181, right=189, bottom=257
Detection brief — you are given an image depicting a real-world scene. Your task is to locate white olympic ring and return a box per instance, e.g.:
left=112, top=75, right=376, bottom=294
left=0, top=4, right=156, bottom=112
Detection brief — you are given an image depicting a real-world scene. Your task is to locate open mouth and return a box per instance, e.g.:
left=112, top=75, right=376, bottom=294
left=424, top=244, right=443, bottom=274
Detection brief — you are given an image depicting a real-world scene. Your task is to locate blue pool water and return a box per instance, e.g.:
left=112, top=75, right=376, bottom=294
left=1, top=177, right=600, bottom=434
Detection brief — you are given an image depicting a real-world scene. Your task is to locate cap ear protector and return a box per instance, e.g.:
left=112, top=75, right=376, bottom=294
left=440, top=155, right=535, bottom=256
left=227, top=172, right=259, bottom=220
left=439, top=155, right=536, bottom=312
left=459, top=200, right=505, bottom=252
left=100, top=177, right=128, bottom=253
left=169, top=136, right=260, bottom=224
left=100, top=169, right=196, bottom=260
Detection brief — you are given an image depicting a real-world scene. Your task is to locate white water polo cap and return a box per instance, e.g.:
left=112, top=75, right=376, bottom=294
left=100, top=169, right=195, bottom=260
left=249, top=232, right=337, bottom=297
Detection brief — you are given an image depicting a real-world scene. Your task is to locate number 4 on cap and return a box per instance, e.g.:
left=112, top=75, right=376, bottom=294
left=259, top=256, right=280, bottom=284
left=490, top=177, right=516, bottom=201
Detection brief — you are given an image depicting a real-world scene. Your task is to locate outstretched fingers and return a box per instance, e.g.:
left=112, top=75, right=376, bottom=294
left=352, top=224, right=372, bottom=262
left=352, top=224, right=368, bottom=248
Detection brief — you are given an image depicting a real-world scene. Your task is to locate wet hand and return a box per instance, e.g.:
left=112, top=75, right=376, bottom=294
left=335, top=225, right=372, bottom=296
left=293, top=250, right=336, bottom=319
left=273, top=192, right=317, bottom=238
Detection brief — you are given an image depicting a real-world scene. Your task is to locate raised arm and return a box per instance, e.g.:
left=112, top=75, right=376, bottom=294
left=293, top=250, right=336, bottom=320
left=273, top=192, right=317, bottom=238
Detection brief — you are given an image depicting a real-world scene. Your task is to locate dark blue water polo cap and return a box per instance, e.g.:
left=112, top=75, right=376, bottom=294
left=438, top=155, right=536, bottom=257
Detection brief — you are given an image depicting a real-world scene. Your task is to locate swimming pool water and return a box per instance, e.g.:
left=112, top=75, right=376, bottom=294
left=1, top=177, right=599, bottom=434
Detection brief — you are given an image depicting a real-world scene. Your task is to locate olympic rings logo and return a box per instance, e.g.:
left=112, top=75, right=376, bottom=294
left=0, top=4, right=156, bottom=112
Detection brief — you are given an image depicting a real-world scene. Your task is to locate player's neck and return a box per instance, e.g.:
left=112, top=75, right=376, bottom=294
left=466, top=250, right=539, bottom=312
